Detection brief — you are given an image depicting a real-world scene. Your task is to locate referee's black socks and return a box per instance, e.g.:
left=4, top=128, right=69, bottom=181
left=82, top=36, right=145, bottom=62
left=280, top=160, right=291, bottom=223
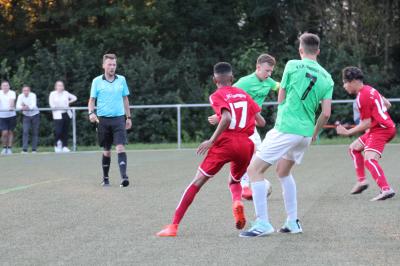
left=102, top=155, right=111, bottom=178
left=118, top=152, right=127, bottom=178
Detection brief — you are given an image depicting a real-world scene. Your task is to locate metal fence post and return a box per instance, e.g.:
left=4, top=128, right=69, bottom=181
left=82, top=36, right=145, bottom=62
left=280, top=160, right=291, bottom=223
left=177, top=105, right=181, bottom=149
left=72, top=108, right=77, bottom=152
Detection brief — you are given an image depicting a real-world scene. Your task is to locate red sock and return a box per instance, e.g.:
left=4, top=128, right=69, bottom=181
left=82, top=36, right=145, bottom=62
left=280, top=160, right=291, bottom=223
left=172, top=183, right=200, bottom=224
left=365, top=159, right=390, bottom=191
left=349, top=148, right=365, bottom=182
left=229, top=181, right=242, bottom=202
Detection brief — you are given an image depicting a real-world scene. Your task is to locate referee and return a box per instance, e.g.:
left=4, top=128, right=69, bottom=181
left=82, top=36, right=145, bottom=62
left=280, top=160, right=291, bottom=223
left=88, top=54, right=132, bottom=187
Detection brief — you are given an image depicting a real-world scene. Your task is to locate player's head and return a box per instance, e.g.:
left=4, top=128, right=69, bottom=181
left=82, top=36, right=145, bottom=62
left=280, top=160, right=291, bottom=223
left=213, top=62, right=233, bottom=87
left=22, top=85, right=31, bottom=96
left=103, top=53, right=117, bottom=76
left=256, top=54, right=276, bottom=80
left=54, top=80, right=65, bottom=92
left=1, top=80, right=10, bottom=92
left=342, top=66, right=364, bottom=94
left=299, top=33, right=320, bottom=57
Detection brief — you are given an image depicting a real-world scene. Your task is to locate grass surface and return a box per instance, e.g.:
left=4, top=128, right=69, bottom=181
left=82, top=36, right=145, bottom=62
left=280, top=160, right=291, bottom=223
left=8, top=135, right=400, bottom=153
left=1, top=145, right=400, bottom=265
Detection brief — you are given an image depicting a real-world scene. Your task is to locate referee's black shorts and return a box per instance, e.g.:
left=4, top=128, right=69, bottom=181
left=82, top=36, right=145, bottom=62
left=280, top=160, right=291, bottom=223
left=97, top=116, right=127, bottom=150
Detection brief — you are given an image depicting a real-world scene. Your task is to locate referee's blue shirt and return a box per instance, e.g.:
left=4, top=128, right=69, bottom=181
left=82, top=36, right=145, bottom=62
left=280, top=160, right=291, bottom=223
left=90, top=74, right=130, bottom=117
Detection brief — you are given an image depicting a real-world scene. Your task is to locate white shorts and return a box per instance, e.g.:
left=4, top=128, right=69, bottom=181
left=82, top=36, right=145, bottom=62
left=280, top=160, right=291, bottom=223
left=249, top=128, right=262, bottom=151
left=256, top=128, right=312, bottom=165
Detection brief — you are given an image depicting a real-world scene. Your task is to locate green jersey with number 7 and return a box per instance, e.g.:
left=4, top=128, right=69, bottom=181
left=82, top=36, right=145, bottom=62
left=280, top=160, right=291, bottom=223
left=275, top=58, right=334, bottom=137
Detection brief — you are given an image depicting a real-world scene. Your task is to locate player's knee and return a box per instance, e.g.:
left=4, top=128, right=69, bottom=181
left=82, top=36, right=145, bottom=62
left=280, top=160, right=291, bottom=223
left=115, top=144, right=125, bottom=153
left=103, top=150, right=111, bottom=157
left=193, top=174, right=209, bottom=188
left=247, top=164, right=262, bottom=180
left=276, top=168, right=290, bottom=178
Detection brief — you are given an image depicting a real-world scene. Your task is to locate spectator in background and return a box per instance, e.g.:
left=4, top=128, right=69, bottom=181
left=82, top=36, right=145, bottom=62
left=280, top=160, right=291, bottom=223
left=0, top=80, right=17, bottom=155
left=49, top=80, right=77, bottom=153
left=16, top=85, right=40, bottom=153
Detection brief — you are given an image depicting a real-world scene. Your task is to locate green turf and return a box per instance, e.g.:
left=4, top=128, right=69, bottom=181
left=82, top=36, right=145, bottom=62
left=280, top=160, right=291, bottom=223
left=8, top=135, right=400, bottom=153
left=0, top=145, right=399, bottom=265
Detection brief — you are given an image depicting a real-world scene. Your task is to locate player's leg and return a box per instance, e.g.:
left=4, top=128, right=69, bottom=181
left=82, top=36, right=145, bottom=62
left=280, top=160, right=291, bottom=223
left=364, top=129, right=396, bottom=201
left=157, top=170, right=211, bottom=237
left=229, top=138, right=254, bottom=229
left=61, top=113, right=70, bottom=152
left=113, top=117, right=129, bottom=187
left=240, top=129, right=261, bottom=200
left=53, top=118, right=63, bottom=152
left=364, top=151, right=394, bottom=201
left=22, top=116, right=30, bottom=152
left=157, top=144, right=227, bottom=237
left=239, top=157, right=275, bottom=237
left=1, top=129, right=8, bottom=155
left=7, top=130, right=14, bottom=154
left=276, top=136, right=310, bottom=234
left=31, top=114, right=40, bottom=152
left=349, top=136, right=368, bottom=194
left=98, top=118, right=112, bottom=186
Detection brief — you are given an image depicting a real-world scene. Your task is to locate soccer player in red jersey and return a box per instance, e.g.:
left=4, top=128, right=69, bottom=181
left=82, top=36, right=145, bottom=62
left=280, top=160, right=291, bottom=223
left=337, top=66, right=396, bottom=201
left=157, top=62, right=265, bottom=237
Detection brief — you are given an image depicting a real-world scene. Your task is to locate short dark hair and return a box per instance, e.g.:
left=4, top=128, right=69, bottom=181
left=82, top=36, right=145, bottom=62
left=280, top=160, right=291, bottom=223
left=103, top=53, right=117, bottom=63
left=22, top=84, right=30, bottom=89
left=1, top=80, right=9, bottom=85
left=214, top=62, right=232, bottom=75
left=257, top=54, right=276, bottom=66
left=299, top=33, right=320, bottom=54
left=342, top=66, right=364, bottom=82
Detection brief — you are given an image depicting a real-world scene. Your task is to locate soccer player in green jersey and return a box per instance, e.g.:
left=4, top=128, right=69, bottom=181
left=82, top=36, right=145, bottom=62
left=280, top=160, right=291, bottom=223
left=208, top=54, right=279, bottom=200
left=240, top=33, right=333, bottom=237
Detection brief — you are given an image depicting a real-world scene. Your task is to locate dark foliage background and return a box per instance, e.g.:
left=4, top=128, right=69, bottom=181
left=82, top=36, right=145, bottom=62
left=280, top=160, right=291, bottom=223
left=1, top=0, right=399, bottom=145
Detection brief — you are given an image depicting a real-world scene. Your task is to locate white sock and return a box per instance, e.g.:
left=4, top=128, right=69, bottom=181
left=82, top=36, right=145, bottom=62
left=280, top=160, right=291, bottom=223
left=252, top=180, right=269, bottom=222
left=279, top=175, right=297, bottom=221
left=240, top=172, right=250, bottom=187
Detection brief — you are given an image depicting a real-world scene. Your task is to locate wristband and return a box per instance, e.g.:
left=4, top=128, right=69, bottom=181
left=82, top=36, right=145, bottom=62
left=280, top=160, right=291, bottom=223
left=88, top=111, right=95, bottom=116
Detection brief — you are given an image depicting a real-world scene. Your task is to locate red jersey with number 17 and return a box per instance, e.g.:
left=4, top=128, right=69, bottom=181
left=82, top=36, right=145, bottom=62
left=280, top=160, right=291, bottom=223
left=209, top=86, right=261, bottom=136
left=356, top=85, right=395, bottom=131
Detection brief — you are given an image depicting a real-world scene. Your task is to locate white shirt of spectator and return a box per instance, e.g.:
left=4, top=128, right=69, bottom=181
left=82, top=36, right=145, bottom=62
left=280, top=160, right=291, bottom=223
left=49, top=90, right=77, bottom=119
left=16, top=92, right=40, bottom=117
left=0, top=89, right=16, bottom=118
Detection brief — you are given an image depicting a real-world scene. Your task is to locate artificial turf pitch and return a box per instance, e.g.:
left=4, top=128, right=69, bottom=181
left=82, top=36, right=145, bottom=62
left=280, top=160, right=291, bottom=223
left=1, top=145, right=399, bottom=265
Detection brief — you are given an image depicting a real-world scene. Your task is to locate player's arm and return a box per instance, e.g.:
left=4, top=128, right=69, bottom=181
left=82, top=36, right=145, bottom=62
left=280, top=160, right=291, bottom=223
left=208, top=114, right=219, bottom=125
left=382, top=97, right=391, bottom=109
left=336, top=118, right=371, bottom=137
left=312, top=99, right=331, bottom=141
left=197, top=109, right=231, bottom=155
left=255, top=112, right=265, bottom=127
left=9, top=94, right=15, bottom=110
left=68, top=92, right=77, bottom=104
left=16, top=95, right=22, bottom=110
left=277, top=87, right=286, bottom=103
left=88, top=97, right=98, bottom=123
left=123, top=96, right=132, bottom=129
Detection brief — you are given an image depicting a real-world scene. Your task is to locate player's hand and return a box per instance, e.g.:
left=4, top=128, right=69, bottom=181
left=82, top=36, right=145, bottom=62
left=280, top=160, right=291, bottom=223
left=89, top=113, right=99, bottom=123
left=197, top=140, right=213, bottom=155
left=336, top=124, right=349, bottom=136
left=311, top=134, right=318, bottom=142
left=208, top=114, right=219, bottom=125
left=126, top=118, right=132, bottom=130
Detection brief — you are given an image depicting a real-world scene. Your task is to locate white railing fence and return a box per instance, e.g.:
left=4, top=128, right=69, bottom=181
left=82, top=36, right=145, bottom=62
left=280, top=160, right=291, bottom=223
left=0, top=99, right=399, bottom=151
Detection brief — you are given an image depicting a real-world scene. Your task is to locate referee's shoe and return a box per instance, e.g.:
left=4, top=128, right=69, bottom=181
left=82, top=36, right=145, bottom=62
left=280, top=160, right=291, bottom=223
left=120, top=176, right=129, bottom=187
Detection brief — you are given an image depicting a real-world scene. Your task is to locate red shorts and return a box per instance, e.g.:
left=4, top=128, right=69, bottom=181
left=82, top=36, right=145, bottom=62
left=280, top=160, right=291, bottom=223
left=199, top=133, right=254, bottom=181
left=358, top=127, right=396, bottom=156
